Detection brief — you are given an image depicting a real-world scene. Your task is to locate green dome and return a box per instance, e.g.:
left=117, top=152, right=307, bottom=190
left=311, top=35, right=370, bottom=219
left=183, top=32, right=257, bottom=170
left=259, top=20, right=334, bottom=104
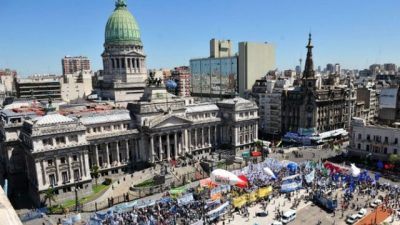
left=105, top=0, right=142, bottom=46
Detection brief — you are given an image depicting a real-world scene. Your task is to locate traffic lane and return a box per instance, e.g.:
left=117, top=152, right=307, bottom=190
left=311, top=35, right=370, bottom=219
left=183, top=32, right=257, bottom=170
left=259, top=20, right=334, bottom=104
left=294, top=204, right=338, bottom=225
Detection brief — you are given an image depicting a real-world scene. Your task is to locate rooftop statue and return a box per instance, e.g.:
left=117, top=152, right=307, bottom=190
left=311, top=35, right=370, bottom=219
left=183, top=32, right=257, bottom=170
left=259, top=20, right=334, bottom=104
left=146, top=73, right=163, bottom=87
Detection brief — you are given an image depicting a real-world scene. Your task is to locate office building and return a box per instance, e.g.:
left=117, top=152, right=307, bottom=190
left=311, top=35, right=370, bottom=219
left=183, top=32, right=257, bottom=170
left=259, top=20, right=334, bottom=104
left=190, top=39, right=276, bottom=99
left=62, top=56, right=91, bottom=75
left=171, top=66, right=191, bottom=97
left=252, top=78, right=293, bottom=138
left=378, top=87, right=400, bottom=125
left=15, top=75, right=62, bottom=100
left=0, top=69, right=16, bottom=95
left=238, top=42, right=275, bottom=95
left=190, top=56, right=238, bottom=98
left=210, top=39, right=232, bottom=58
left=356, top=86, right=378, bottom=123
left=349, top=117, right=400, bottom=161
left=61, top=70, right=93, bottom=102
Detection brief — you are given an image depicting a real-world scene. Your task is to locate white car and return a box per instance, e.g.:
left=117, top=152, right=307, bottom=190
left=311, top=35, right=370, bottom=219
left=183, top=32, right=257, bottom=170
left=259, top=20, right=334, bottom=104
left=346, top=214, right=359, bottom=224
left=357, top=208, right=367, bottom=218
left=370, top=199, right=382, bottom=208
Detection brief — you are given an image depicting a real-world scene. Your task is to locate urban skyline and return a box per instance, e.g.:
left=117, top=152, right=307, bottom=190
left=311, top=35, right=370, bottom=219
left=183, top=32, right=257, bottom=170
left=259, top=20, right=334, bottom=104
left=2, top=0, right=400, bottom=75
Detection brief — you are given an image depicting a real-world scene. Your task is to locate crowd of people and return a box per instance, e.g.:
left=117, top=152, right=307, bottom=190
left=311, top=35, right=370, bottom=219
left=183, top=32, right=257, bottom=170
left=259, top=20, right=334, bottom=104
left=86, top=156, right=400, bottom=225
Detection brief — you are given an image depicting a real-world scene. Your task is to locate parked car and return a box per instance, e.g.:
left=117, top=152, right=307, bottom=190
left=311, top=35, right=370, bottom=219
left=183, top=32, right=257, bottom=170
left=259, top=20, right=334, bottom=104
left=370, top=199, right=382, bottom=208
left=357, top=208, right=367, bottom=218
left=346, top=214, right=359, bottom=224
left=270, top=221, right=283, bottom=225
left=255, top=211, right=268, bottom=217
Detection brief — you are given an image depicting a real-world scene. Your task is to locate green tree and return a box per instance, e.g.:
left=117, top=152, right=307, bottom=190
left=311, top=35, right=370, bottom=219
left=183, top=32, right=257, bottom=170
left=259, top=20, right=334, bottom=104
left=43, top=188, right=56, bottom=207
left=253, top=140, right=265, bottom=161
left=388, top=154, right=400, bottom=164
left=91, top=165, right=99, bottom=186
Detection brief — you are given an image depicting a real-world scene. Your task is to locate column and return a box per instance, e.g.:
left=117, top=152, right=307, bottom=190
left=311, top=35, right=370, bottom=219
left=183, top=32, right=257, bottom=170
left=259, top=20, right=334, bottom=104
left=174, top=132, right=178, bottom=158
left=159, top=135, right=163, bottom=161
left=116, top=141, right=120, bottom=165
left=79, top=153, right=84, bottom=179
left=55, top=158, right=60, bottom=185
left=40, top=160, right=46, bottom=186
left=36, top=161, right=44, bottom=188
left=105, top=143, right=110, bottom=168
left=125, top=140, right=129, bottom=163
left=255, top=123, right=258, bottom=140
left=95, top=145, right=99, bottom=166
left=184, top=129, right=188, bottom=153
left=194, top=128, right=198, bottom=149
left=201, top=127, right=205, bottom=148
left=188, top=130, right=192, bottom=151
left=125, top=140, right=130, bottom=162
left=214, top=126, right=217, bottom=145
left=167, top=134, right=171, bottom=160
left=208, top=126, right=211, bottom=146
left=150, top=136, right=155, bottom=163
left=179, top=132, right=183, bottom=155
left=83, top=152, right=88, bottom=177
left=135, top=139, right=140, bottom=161
left=68, top=155, right=73, bottom=181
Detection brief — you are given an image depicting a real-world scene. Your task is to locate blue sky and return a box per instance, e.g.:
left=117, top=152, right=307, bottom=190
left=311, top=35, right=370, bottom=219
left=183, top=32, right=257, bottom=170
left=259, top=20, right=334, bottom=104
left=1, top=0, right=400, bottom=75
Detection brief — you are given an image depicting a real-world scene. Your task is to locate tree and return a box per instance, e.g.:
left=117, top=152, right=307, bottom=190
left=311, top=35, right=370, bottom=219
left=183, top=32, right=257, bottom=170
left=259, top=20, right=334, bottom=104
left=43, top=187, right=56, bottom=208
left=253, top=140, right=265, bottom=161
left=91, top=165, right=99, bottom=186
left=388, top=154, right=400, bottom=164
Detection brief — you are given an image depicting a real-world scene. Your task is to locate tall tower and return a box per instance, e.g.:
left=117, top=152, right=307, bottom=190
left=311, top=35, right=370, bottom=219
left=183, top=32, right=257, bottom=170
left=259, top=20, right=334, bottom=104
left=100, top=0, right=147, bottom=102
left=302, top=33, right=317, bottom=90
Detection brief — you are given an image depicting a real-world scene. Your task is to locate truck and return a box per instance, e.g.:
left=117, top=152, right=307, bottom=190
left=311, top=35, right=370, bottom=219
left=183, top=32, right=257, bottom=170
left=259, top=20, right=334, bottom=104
left=313, top=191, right=337, bottom=212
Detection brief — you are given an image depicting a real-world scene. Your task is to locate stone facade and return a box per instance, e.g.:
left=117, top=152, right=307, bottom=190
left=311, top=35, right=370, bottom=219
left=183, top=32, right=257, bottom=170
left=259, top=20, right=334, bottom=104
left=349, top=117, right=400, bottom=160
left=0, top=85, right=258, bottom=206
left=97, top=0, right=147, bottom=102
left=281, top=34, right=355, bottom=134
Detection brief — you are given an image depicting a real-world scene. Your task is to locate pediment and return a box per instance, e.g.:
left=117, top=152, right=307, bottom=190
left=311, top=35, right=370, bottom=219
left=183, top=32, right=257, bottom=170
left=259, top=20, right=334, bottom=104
left=126, top=51, right=145, bottom=57
left=149, top=115, right=192, bottom=129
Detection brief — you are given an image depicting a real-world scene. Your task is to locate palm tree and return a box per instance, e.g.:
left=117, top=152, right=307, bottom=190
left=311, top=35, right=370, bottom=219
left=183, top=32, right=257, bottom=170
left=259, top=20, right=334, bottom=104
left=44, top=187, right=56, bottom=207
left=91, top=165, right=99, bottom=186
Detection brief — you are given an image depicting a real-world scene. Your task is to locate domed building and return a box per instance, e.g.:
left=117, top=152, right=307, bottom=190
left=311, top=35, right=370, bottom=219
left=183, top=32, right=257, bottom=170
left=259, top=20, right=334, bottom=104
left=99, top=0, right=147, bottom=102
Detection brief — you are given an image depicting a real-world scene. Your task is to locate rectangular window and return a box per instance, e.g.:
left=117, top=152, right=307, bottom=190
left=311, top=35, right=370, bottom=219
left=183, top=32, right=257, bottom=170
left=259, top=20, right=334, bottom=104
left=56, top=137, right=66, bottom=145
left=49, top=174, right=56, bottom=186
left=62, top=171, right=69, bottom=183
left=60, top=157, right=66, bottom=164
left=395, top=138, right=398, bottom=144
left=104, top=126, right=111, bottom=131
left=43, top=138, right=53, bottom=146
left=48, top=159, right=53, bottom=166
left=69, top=135, right=78, bottom=143
left=73, top=155, right=78, bottom=161
left=74, top=169, right=80, bottom=180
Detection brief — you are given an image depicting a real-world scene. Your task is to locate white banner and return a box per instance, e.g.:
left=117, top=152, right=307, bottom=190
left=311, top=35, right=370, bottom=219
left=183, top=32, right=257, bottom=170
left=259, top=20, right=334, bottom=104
left=380, top=88, right=398, bottom=109
left=177, top=193, right=194, bottom=206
